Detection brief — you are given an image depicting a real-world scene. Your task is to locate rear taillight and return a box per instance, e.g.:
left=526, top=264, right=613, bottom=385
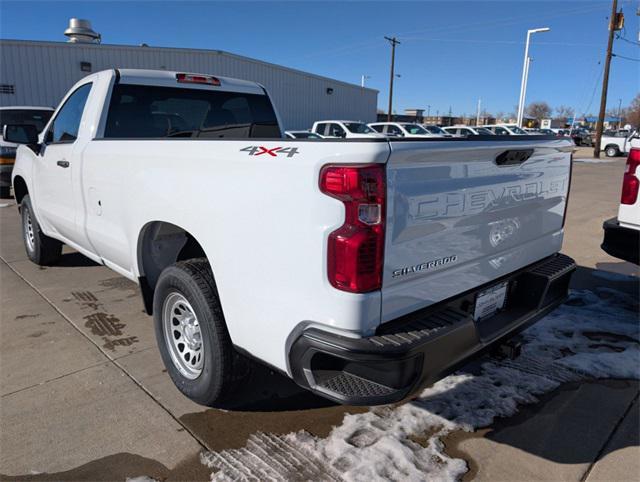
left=621, top=148, right=640, bottom=205
left=320, top=164, right=386, bottom=293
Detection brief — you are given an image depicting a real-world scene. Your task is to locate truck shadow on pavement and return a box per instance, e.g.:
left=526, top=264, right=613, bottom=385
left=55, top=252, right=100, bottom=268
left=0, top=452, right=211, bottom=482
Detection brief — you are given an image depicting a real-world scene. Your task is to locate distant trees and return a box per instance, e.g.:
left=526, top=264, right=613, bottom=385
left=625, top=93, right=640, bottom=127
left=554, top=105, right=574, bottom=122
left=526, top=101, right=552, bottom=121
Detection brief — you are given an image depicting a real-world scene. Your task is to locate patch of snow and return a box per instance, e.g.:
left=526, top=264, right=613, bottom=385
left=573, top=158, right=615, bottom=164
left=202, top=288, right=639, bottom=481
left=125, top=477, right=157, bottom=482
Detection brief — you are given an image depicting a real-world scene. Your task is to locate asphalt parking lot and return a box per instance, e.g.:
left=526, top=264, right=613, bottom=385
left=1, top=146, right=638, bottom=481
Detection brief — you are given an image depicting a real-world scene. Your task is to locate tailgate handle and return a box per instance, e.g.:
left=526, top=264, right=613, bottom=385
left=495, top=149, right=533, bottom=166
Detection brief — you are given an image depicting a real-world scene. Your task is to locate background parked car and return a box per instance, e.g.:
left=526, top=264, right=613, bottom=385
left=482, top=124, right=529, bottom=135
left=0, top=106, right=54, bottom=198
left=285, top=130, right=324, bottom=139
left=368, top=122, right=440, bottom=138
left=422, top=125, right=452, bottom=137
left=601, top=130, right=640, bottom=157
left=570, top=128, right=593, bottom=146
left=312, top=120, right=385, bottom=139
left=443, top=126, right=495, bottom=137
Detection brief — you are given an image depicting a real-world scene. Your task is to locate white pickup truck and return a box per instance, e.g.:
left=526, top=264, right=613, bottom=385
left=7, top=69, right=576, bottom=406
left=601, top=147, right=640, bottom=264
left=601, top=130, right=640, bottom=157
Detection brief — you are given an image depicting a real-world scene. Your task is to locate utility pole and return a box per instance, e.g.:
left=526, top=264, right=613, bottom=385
left=594, top=0, right=620, bottom=158
left=361, top=75, right=370, bottom=88
left=476, top=98, right=482, bottom=126
left=427, top=105, right=431, bottom=119
left=617, top=98, right=622, bottom=129
left=385, top=36, right=400, bottom=122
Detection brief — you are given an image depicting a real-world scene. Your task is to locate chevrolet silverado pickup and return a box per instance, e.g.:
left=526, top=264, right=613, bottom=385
left=7, top=69, right=576, bottom=406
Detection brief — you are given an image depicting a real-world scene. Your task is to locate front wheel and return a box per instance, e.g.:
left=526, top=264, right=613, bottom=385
left=21, top=195, right=62, bottom=265
left=605, top=145, right=619, bottom=158
left=153, top=258, right=242, bottom=406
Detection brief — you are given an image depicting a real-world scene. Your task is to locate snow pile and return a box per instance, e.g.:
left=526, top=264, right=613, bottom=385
left=572, top=158, right=616, bottom=164
left=202, top=288, right=639, bottom=481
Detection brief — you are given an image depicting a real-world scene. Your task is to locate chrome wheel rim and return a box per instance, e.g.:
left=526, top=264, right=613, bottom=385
left=162, top=292, right=204, bottom=379
left=24, top=208, right=35, bottom=253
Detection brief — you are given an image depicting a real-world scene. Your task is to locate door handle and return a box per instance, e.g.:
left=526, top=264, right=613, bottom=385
left=56, top=160, right=69, bottom=168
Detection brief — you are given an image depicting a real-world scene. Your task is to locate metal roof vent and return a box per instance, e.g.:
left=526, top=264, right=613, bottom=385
left=64, top=18, right=101, bottom=43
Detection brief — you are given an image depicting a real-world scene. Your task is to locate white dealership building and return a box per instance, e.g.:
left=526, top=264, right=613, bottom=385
left=0, top=20, right=377, bottom=130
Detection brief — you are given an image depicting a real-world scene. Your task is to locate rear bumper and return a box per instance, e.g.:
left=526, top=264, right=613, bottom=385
left=289, top=253, right=576, bottom=405
left=601, top=217, right=639, bottom=265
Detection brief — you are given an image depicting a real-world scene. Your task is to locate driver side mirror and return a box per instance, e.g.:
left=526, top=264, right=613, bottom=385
left=3, top=124, right=39, bottom=145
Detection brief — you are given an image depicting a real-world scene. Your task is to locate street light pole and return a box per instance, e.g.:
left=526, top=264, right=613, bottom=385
left=361, top=75, right=370, bottom=88
left=476, top=98, right=481, bottom=126
left=517, top=27, right=550, bottom=128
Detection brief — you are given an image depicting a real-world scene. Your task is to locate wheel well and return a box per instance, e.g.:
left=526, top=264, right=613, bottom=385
left=605, top=144, right=619, bottom=151
left=137, top=221, right=207, bottom=314
left=13, top=176, right=28, bottom=204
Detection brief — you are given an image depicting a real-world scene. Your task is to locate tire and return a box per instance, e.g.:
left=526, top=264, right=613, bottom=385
left=21, top=195, right=62, bottom=265
left=0, top=185, right=10, bottom=199
left=605, top=145, right=619, bottom=158
left=153, top=258, right=241, bottom=406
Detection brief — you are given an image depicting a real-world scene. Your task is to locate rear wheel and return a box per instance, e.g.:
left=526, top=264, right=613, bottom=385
left=21, top=195, right=62, bottom=265
left=153, top=258, right=242, bottom=406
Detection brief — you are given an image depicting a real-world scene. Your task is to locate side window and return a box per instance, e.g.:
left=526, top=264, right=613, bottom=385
left=47, top=83, right=92, bottom=143
left=330, top=123, right=345, bottom=137
left=370, top=125, right=384, bottom=133
left=387, top=125, right=402, bottom=136
left=315, top=123, right=327, bottom=135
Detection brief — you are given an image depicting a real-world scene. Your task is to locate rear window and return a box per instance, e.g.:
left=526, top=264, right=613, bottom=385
left=0, top=109, right=53, bottom=132
left=104, top=84, right=280, bottom=139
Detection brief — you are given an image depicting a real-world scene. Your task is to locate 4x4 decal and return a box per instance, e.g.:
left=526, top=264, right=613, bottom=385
left=240, top=146, right=300, bottom=158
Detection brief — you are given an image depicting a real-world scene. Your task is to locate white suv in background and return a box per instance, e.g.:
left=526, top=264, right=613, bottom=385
left=483, top=124, right=529, bottom=135
left=368, top=122, right=440, bottom=138
left=311, top=120, right=385, bottom=139
left=443, top=126, right=495, bottom=137
left=601, top=147, right=640, bottom=265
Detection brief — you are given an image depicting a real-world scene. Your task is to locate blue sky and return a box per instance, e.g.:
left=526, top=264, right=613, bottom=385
left=1, top=0, right=638, bottom=116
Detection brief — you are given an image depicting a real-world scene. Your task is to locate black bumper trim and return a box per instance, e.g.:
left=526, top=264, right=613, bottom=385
left=601, top=217, right=639, bottom=265
left=289, top=253, right=576, bottom=405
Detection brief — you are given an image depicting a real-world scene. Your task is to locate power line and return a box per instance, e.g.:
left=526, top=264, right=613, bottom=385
left=616, top=35, right=640, bottom=46
left=612, top=52, right=640, bottom=61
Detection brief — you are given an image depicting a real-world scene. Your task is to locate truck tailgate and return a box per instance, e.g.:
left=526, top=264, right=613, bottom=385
left=382, top=138, right=573, bottom=322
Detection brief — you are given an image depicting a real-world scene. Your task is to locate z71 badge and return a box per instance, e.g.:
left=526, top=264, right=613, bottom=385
left=240, top=146, right=300, bottom=157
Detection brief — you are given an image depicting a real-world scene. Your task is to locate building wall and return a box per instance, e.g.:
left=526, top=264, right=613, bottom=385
left=0, top=40, right=378, bottom=131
